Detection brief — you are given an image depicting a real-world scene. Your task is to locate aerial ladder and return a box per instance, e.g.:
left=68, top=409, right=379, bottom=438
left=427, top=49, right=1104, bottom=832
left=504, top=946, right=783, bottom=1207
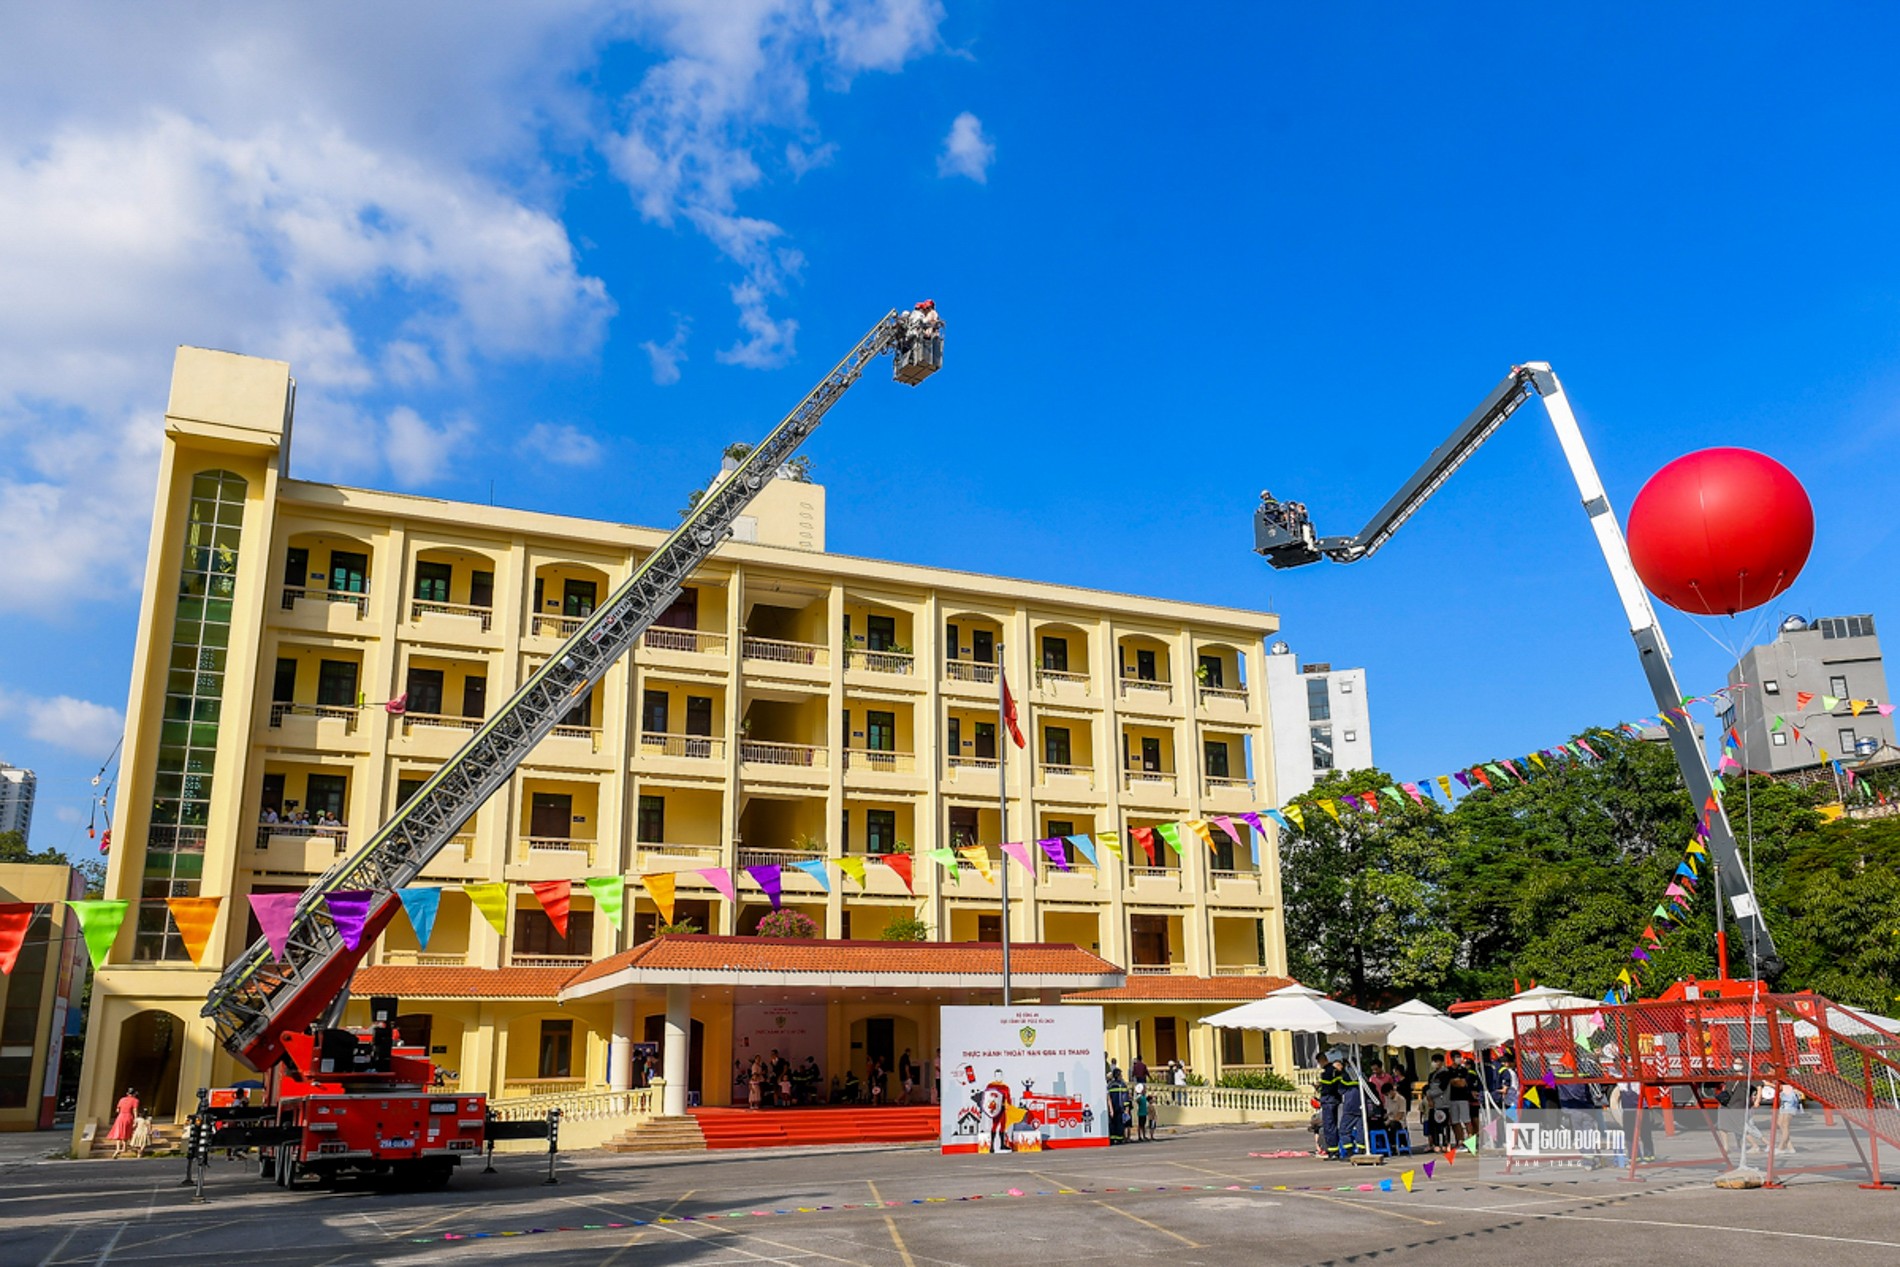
left=1254, top=363, right=1781, bottom=980
left=202, top=304, right=944, bottom=1074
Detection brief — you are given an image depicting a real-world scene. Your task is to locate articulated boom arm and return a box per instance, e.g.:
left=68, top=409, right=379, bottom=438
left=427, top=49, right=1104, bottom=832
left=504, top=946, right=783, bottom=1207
left=1252, top=362, right=1783, bottom=978
left=204, top=306, right=943, bottom=1071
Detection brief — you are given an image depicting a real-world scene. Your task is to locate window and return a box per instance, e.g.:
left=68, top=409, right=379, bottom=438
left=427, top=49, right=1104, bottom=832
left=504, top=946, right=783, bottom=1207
left=316, top=659, right=358, bottom=707
left=1041, top=636, right=1068, bottom=672
left=529, top=792, right=572, bottom=840
left=513, top=908, right=593, bottom=958
left=272, top=657, right=297, bottom=703
left=1343, top=729, right=1357, bottom=743
left=1820, top=615, right=1877, bottom=639
left=947, top=716, right=960, bottom=755
left=867, top=613, right=897, bottom=651
left=1044, top=726, right=1072, bottom=766
left=1311, top=725, right=1334, bottom=771
left=1198, top=654, right=1224, bottom=688
left=1772, top=732, right=1788, bottom=746
left=1204, top=740, right=1230, bottom=779
left=1306, top=677, right=1331, bottom=721
left=413, top=561, right=452, bottom=603
left=329, top=550, right=368, bottom=594
left=866, top=710, right=896, bottom=752
left=949, top=806, right=979, bottom=848
left=974, top=721, right=996, bottom=760
left=305, top=774, right=348, bottom=820
left=406, top=667, right=445, bottom=716
left=563, top=578, right=597, bottom=618
left=469, top=570, right=494, bottom=609
left=1047, top=819, right=1075, bottom=839
left=637, top=795, right=665, bottom=842
left=462, top=676, right=487, bottom=719
left=971, top=629, right=994, bottom=664
left=1135, top=649, right=1157, bottom=681
left=1140, top=736, right=1162, bottom=772
left=1840, top=728, right=1858, bottom=753
left=655, top=588, right=696, bottom=630
left=537, top=1019, right=574, bottom=1079
left=945, top=622, right=960, bottom=659
left=1830, top=676, right=1849, bottom=701
left=1340, top=678, right=1354, bottom=694
left=866, top=809, right=897, bottom=854
left=396, top=777, right=426, bottom=807
left=1763, top=680, right=1780, bottom=695
left=1220, top=1026, right=1246, bottom=1065
left=642, top=690, right=669, bottom=735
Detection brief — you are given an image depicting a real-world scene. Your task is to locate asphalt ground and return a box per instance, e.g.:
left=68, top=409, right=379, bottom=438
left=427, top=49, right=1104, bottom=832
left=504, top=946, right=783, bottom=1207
left=8, top=1128, right=1900, bottom=1267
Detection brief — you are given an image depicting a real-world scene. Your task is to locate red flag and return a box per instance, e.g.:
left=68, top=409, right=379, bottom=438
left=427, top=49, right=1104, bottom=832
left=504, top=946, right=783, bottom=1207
left=1795, top=691, right=1813, bottom=711
left=881, top=853, right=914, bottom=893
left=1000, top=669, right=1026, bottom=749
left=1132, top=827, right=1157, bottom=864
left=98, top=828, right=111, bottom=855
left=530, top=881, right=571, bottom=939
left=0, top=904, right=33, bottom=975
left=384, top=692, right=408, bottom=715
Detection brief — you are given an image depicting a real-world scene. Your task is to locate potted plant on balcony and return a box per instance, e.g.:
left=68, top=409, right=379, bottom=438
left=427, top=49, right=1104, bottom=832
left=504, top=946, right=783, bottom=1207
left=879, top=915, right=930, bottom=941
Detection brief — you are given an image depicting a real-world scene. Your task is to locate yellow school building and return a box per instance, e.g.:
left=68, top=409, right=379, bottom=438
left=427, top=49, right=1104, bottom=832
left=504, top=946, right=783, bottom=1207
left=74, top=346, right=1295, bottom=1143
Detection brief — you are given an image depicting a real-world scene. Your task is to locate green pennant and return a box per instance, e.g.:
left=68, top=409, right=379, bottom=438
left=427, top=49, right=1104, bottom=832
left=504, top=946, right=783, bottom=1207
left=927, top=847, right=961, bottom=883
left=66, top=899, right=130, bottom=969
left=1771, top=715, right=1784, bottom=733
left=1156, top=823, right=1184, bottom=855
left=584, top=876, right=625, bottom=930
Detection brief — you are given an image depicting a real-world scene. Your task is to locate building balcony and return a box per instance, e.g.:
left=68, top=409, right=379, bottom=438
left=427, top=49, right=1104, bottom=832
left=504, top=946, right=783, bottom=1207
left=409, top=598, right=495, bottom=633
left=1035, top=763, right=1095, bottom=790
left=1203, top=775, right=1255, bottom=799
left=546, top=723, right=606, bottom=754
left=943, top=659, right=998, bottom=687
left=256, top=821, right=350, bottom=853
left=741, top=636, right=829, bottom=668
left=739, top=739, right=827, bottom=773
left=418, top=832, right=479, bottom=878
left=945, top=755, right=999, bottom=779
left=642, top=627, right=730, bottom=658
left=1211, top=962, right=1278, bottom=976
left=402, top=711, right=483, bottom=734
left=1129, top=962, right=1183, bottom=976
left=845, top=648, right=916, bottom=677
left=1123, top=767, right=1178, bottom=793
left=1196, top=683, right=1249, bottom=709
left=531, top=612, right=588, bottom=640
left=638, top=732, right=726, bottom=761
left=268, top=701, right=360, bottom=734
left=278, top=584, right=370, bottom=630
left=633, top=841, right=724, bottom=868
left=1033, top=668, right=1092, bottom=698
left=379, top=949, right=468, bottom=967
left=505, top=954, right=591, bottom=970
left=843, top=748, right=917, bottom=775
left=515, top=836, right=597, bottom=866
left=735, top=845, right=824, bottom=872
left=1128, top=865, right=1183, bottom=892
left=1119, top=675, right=1174, bottom=704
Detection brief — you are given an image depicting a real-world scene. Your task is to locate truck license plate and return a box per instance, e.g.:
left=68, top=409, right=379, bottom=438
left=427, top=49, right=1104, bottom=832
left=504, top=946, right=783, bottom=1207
left=382, top=1138, right=415, bottom=1149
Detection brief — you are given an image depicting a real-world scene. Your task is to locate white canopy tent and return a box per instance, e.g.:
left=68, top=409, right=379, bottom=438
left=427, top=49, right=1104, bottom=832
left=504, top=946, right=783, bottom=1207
left=1376, top=999, right=1486, bottom=1052
left=1460, top=986, right=1597, bottom=1047
left=1203, top=985, right=1395, bottom=1155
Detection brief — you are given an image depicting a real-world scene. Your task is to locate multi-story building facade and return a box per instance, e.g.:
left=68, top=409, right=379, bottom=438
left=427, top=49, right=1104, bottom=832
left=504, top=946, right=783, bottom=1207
left=1726, top=614, right=1895, bottom=772
left=0, top=764, right=35, bottom=838
left=0, top=862, right=85, bottom=1131
left=76, top=347, right=1290, bottom=1126
left=1263, top=643, right=1372, bottom=798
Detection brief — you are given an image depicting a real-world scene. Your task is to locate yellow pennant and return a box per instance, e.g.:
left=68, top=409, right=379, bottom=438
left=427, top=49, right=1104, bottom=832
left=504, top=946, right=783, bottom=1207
left=837, top=856, right=868, bottom=887
left=1187, top=819, right=1218, bottom=854
left=463, top=882, right=510, bottom=936
left=1283, top=804, right=1305, bottom=830
left=1529, top=753, right=1547, bottom=770
left=1435, top=776, right=1453, bottom=799
left=1096, top=832, right=1122, bottom=857
left=166, top=896, right=223, bottom=968
left=1687, top=841, right=1708, bottom=856
left=1852, top=699, right=1869, bottom=717
left=639, top=872, right=677, bottom=925
left=1320, top=800, right=1340, bottom=822
left=1400, top=1169, right=1415, bottom=1192
left=1524, top=1086, right=1541, bottom=1107
left=959, top=845, right=995, bottom=881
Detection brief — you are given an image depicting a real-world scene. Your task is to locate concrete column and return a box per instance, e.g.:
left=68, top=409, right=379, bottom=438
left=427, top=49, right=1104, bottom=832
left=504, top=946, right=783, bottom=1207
left=609, top=993, right=635, bottom=1091
left=662, top=984, right=690, bottom=1116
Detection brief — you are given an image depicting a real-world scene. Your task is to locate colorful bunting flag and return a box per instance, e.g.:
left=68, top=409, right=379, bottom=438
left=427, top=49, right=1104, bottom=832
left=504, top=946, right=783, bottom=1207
left=698, top=867, right=739, bottom=902
left=837, top=856, right=868, bottom=887
left=397, top=886, right=442, bottom=946
left=583, top=877, right=624, bottom=929
left=1066, top=834, right=1098, bottom=866
left=1186, top=820, right=1218, bottom=854
left=324, top=890, right=374, bottom=952
left=792, top=858, right=831, bottom=891
left=745, top=864, right=784, bottom=909
left=1401, top=783, right=1424, bottom=806
left=67, top=899, right=130, bottom=969
left=1039, top=838, right=1070, bottom=872
left=165, top=896, right=222, bottom=967
left=464, top=882, right=509, bottom=936
left=1096, top=832, right=1123, bottom=858
left=927, top=848, right=961, bottom=882
left=958, top=846, right=995, bottom=881
left=1000, top=841, right=1036, bottom=876
left=248, top=892, right=300, bottom=960
left=1215, top=816, right=1245, bottom=848
left=1131, top=828, right=1157, bottom=864
left=640, top=873, right=677, bottom=925
left=1282, top=805, right=1305, bottom=830
left=1156, top=823, right=1185, bottom=855
left=528, top=880, right=571, bottom=938
left=0, top=904, right=33, bottom=975
left=1823, top=695, right=1840, bottom=711
left=1401, top=1169, right=1416, bottom=1192
left=1319, top=800, right=1341, bottom=821
left=1436, top=776, right=1454, bottom=799
left=879, top=853, right=914, bottom=892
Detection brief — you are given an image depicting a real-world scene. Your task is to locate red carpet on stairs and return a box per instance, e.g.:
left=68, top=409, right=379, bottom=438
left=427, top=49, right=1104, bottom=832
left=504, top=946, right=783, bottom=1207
left=691, top=1105, right=939, bottom=1150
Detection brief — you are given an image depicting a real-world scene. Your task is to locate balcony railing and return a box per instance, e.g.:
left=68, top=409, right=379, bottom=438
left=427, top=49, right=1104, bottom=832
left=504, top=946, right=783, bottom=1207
left=740, top=739, right=826, bottom=768
left=410, top=598, right=494, bottom=632
left=281, top=584, right=369, bottom=618
left=505, top=956, right=590, bottom=971
left=269, top=701, right=360, bottom=733
left=1124, top=767, right=1178, bottom=792
left=148, top=825, right=207, bottom=853
left=549, top=724, right=605, bottom=751
left=634, top=841, right=724, bottom=865
left=639, top=732, right=725, bottom=760
left=1128, top=865, right=1178, bottom=882
left=947, top=754, right=999, bottom=773
left=844, top=748, right=916, bottom=774
left=742, top=636, right=828, bottom=667
left=533, top=613, right=586, bottom=639
left=1130, top=962, right=1178, bottom=976
left=1211, top=869, right=1259, bottom=884
left=846, top=648, right=915, bottom=675
left=735, top=846, right=824, bottom=870
left=380, top=950, right=466, bottom=967
left=1204, top=775, right=1254, bottom=795
left=944, top=659, right=997, bottom=685
left=519, top=836, right=596, bottom=865
left=643, top=627, right=729, bottom=656
left=256, top=822, right=349, bottom=852
left=1036, top=763, right=1094, bottom=787
left=402, top=712, right=483, bottom=734
left=1198, top=684, right=1248, bottom=706
left=1212, top=963, right=1278, bottom=976
left=1034, top=668, right=1089, bottom=692
left=1119, top=675, right=1174, bottom=702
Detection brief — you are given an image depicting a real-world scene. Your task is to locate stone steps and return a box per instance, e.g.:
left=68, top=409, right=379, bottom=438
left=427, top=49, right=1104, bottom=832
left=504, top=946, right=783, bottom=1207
left=600, top=1115, right=707, bottom=1153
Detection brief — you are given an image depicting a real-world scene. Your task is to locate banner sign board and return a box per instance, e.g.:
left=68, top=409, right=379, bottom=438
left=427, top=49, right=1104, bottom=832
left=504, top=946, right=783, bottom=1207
left=940, top=1005, right=1108, bottom=1153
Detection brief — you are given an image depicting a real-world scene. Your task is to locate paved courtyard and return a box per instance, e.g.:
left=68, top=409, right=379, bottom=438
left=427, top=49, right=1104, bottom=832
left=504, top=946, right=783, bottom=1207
left=8, top=1128, right=1900, bottom=1267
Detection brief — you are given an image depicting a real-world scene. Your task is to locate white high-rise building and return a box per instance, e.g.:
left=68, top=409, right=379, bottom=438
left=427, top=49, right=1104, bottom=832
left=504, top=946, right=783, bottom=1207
left=1263, top=643, right=1372, bottom=799
left=0, top=764, right=35, bottom=838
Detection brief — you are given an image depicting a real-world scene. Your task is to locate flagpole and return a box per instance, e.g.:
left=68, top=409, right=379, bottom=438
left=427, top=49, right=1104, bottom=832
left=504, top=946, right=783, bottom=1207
left=998, top=647, right=1012, bottom=1007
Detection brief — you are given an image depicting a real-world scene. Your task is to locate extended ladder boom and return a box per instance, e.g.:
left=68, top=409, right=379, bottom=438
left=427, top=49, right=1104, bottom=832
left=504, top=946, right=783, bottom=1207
left=1252, top=363, right=1782, bottom=978
left=205, top=306, right=944, bottom=1071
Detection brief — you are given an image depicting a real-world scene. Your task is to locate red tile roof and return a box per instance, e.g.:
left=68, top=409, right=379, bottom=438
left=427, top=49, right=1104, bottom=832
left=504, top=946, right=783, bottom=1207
left=1064, top=974, right=1297, bottom=1003
left=564, top=935, right=1122, bottom=992
left=351, top=965, right=574, bottom=999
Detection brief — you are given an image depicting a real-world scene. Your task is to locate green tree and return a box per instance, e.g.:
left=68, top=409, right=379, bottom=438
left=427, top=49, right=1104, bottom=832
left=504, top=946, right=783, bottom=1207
left=0, top=829, right=67, bottom=865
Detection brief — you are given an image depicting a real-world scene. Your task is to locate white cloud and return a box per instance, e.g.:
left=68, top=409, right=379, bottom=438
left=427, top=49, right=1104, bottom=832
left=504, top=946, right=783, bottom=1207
left=642, top=319, right=692, bottom=386
left=521, top=422, right=605, bottom=467
left=384, top=408, right=479, bottom=485
left=938, top=111, right=994, bottom=183
left=0, top=690, right=125, bottom=759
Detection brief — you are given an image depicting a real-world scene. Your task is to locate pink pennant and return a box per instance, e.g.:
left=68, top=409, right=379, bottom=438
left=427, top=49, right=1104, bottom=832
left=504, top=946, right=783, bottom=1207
left=697, top=867, right=738, bottom=901
left=1401, top=783, right=1424, bottom=806
left=1000, top=841, right=1036, bottom=874
left=248, top=892, right=301, bottom=960
left=1214, top=816, right=1245, bottom=848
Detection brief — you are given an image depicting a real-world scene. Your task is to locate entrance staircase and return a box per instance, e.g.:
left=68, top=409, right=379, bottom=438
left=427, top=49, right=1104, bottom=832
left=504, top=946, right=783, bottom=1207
left=82, top=1120, right=181, bottom=1159
left=690, top=1105, right=938, bottom=1150
left=602, top=1115, right=707, bottom=1153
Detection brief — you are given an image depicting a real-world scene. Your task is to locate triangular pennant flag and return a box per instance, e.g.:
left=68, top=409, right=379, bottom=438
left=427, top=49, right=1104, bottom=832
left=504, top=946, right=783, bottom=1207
left=529, top=880, right=571, bottom=939
left=1400, top=1169, right=1415, bottom=1192
left=1529, top=753, right=1547, bottom=771
left=67, top=899, right=130, bottom=969
left=1401, top=783, right=1424, bottom=806
left=324, top=890, right=374, bottom=952
left=1131, top=828, right=1157, bottom=865
left=959, top=846, right=995, bottom=881
left=463, top=882, right=510, bottom=936
left=1319, top=800, right=1341, bottom=821
left=1039, top=839, right=1070, bottom=872
left=1065, top=834, right=1098, bottom=867
left=927, top=847, right=961, bottom=883
left=1665, top=883, right=1686, bottom=898
left=1852, top=699, right=1869, bottom=717
left=1283, top=804, right=1305, bottom=830
left=1156, top=823, right=1185, bottom=855
left=696, top=867, right=738, bottom=902
left=1880, top=704, right=1895, bottom=718
left=1422, top=1160, right=1436, bottom=1179
left=1823, top=695, right=1840, bottom=711
left=248, top=892, right=300, bottom=960
left=1000, top=841, right=1036, bottom=876
left=639, top=872, right=677, bottom=925
left=583, top=877, right=624, bottom=929
left=1215, top=816, right=1245, bottom=848
left=1454, top=771, right=1471, bottom=789
left=838, top=856, right=868, bottom=887
left=0, top=904, right=35, bottom=975
left=1096, top=832, right=1123, bottom=858
left=398, top=886, right=443, bottom=946
left=1524, top=1087, right=1540, bottom=1107
left=1500, top=761, right=1524, bottom=783
left=1186, top=820, right=1218, bottom=854
left=166, top=896, right=222, bottom=967
left=1341, top=793, right=1362, bottom=812
left=1434, top=775, right=1452, bottom=799
left=744, top=864, right=784, bottom=908
left=1632, top=946, right=1650, bottom=962
left=879, top=853, right=913, bottom=892
left=793, top=858, right=831, bottom=892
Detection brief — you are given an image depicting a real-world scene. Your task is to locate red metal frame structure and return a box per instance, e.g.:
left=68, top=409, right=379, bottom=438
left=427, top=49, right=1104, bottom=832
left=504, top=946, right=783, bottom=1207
left=1508, top=989, right=1900, bottom=1187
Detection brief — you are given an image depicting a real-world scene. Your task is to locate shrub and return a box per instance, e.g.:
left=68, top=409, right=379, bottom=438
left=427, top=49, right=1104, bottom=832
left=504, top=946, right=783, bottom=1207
left=879, top=915, right=930, bottom=942
left=656, top=920, right=702, bottom=935
left=754, top=909, right=820, bottom=939
left=1215, top=1070, right=1298, bottom=1092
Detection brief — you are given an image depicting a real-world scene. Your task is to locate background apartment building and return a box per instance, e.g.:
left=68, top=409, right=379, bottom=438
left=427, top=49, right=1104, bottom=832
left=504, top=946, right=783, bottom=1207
left=78, top=347, right=1291, bottom=1120
left=1263, top=643, right=1372, bottom=799
left=1725, top=614, right=1896, bottom=772
left=0, top=764, right=35, bottom=838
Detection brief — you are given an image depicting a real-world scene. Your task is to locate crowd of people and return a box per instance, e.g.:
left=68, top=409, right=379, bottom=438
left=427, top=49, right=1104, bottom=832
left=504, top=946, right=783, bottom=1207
left=259, top=807, right=343, bottom=827
left=736, top=1047, right=932, bottom=1108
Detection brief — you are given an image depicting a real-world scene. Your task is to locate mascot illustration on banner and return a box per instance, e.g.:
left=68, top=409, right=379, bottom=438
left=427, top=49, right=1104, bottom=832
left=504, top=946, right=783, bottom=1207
left=979, top=1080, right=1017, bottom=1152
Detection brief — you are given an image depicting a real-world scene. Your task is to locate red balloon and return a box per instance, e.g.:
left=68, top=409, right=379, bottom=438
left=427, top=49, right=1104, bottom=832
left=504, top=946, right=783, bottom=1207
left=1625, top=447, right=1813, bottom=616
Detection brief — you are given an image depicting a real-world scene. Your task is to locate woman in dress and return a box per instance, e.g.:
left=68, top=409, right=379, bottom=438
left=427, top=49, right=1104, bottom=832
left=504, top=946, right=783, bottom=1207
left=747, top=1057, right=764, bottom=1109
left=107, top=1087, right=140, bottom=1158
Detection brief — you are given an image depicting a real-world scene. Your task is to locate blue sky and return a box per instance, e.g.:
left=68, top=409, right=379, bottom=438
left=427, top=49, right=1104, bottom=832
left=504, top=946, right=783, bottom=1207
left=5, top=3, right=1900, bottom=860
